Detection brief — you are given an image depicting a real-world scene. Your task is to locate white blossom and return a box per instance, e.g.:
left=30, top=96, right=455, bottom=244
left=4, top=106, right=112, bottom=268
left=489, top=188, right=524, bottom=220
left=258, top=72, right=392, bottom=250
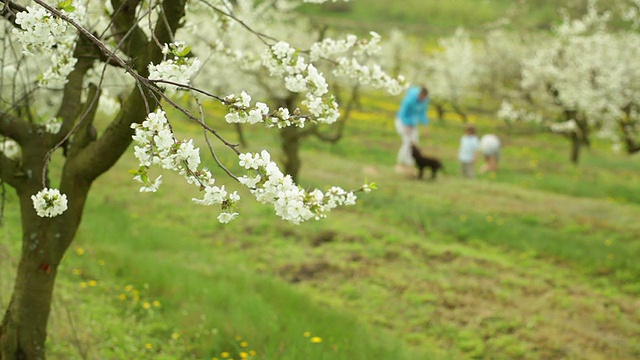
left=12, top=4, right=86, bottom=88
left=0, top=139, right=21, bottom=160
left=31, top=188, right=68, bottom=218
left=44, top=117, right=62, bottom=134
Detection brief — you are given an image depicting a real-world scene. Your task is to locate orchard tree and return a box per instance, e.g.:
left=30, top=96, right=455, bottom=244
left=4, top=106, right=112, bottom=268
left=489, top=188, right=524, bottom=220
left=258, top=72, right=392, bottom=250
left=475, top=29, right=533, bottom=108
left=498, top=0, right=640, bottom=162
left=425, top=28, right=479, bottom=122
left=194, top=0, right=405, bottom=180
left=0, top=0, right=397, bottom=358
left=379, top=28, right=481, bottom=122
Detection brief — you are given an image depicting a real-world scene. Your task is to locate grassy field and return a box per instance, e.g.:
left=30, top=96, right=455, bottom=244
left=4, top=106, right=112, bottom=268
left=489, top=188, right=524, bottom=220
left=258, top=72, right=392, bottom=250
left=298, top=0, right=621, bottom=36
left=2, top=90, right=640, bottom=359
left=2, top=1, right=640, bottom=359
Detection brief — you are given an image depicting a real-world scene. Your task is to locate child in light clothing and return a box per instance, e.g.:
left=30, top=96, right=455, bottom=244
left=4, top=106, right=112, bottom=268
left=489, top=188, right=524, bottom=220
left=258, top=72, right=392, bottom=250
left=479, top=134, right=501, bottom=173
left=458, top=124, right=479, bottom=178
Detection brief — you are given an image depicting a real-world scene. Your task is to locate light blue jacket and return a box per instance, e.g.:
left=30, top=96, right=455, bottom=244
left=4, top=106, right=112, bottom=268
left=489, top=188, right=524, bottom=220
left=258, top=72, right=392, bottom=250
left=396, top=86, right=429, bottom=127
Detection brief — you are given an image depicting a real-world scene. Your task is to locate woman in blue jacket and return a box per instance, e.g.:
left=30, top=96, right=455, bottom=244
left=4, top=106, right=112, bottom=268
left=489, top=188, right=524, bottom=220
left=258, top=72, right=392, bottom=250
left=395, top=86, right=430, bottom=173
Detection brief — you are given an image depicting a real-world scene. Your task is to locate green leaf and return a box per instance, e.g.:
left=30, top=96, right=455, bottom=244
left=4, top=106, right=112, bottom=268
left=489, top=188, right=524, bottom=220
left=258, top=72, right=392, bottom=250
left=56, top=0, right=76, bottom=12
left=175, top=46, right=191, bottom=57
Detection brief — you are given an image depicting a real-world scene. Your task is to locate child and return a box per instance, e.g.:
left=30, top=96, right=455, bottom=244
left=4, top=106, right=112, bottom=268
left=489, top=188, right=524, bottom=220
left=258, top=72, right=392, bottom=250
left=479, top=134, right=501, bottom=174
left=458, top=124, right=479, bottom=178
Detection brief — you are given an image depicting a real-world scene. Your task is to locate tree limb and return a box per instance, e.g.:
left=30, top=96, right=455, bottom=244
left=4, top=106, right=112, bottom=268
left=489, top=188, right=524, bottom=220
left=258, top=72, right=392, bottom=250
left=0, top=0, right=26, bottom=28
left=0, top=111, right=28, bottom=143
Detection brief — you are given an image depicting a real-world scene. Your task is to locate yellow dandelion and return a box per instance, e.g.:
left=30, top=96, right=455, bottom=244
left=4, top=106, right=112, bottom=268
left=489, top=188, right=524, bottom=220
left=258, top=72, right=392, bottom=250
left=145, top=343, right=152, bottom=349
left=240, top=341, right=248, bottom=348
left=118, top=293, right=127, bottom=301
left=75, top=247, right=85, bottom=256
left=311, top=337, right=322, bottom=343
left=72, top=268, right=83, bottom=275
left=486, top=216, right=494, bottom=222
left=605, top=239, right=613, bottom=246
left=303, top=331, right=311, bottom=337
left=212, top=358, right=219, bottom=360
left=235, top=335, right=242, bottom=341
left=98, top=259, right=106, bottom=266
left=221, top=352, right=230, bottom=358
left=124, top=284, right=134, bottom=292
left=88, top=280, right=97, bottom=287
left=171, top=332, right=180, bottom=340
left=240, top=352, right=248, bottom=359
left=459, top=215, right=467, bottom=222
left=249, top=350, right=257, bottom=356
left=79, top=282, right=87, bottom=288
left=142, top=301, right=151, bottom=309
left=152, top=300, right=161, bottom=307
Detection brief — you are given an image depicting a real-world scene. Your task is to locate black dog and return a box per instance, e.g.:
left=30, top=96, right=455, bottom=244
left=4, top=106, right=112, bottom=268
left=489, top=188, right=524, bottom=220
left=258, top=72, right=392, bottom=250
left=411, top=144, right=443, bottom=180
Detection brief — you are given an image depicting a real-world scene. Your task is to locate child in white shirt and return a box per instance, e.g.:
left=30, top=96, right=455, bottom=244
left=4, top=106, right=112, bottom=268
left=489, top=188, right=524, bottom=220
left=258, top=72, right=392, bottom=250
left=458, top=124, right=479, bottom=178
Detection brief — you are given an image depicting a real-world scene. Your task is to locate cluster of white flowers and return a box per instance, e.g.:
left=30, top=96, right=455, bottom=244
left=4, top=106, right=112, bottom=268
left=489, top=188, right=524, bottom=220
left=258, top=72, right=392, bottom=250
left=333, top=58, right=405, bottom=95
left=262, top=41, right=340, bottom=123
left=31, top=188, right=69, bottom=218
left=550, top=120, right=579, bottom=133
left=12, top=4, right=85, bottom=88
left=224, top=90, right=332, bottom=128
left=130, top=109, right=370, bottom=224
left=98, top=91, right=121, bottom=116
left=622, top=0, right=640, bottom=28
left=427, top=28, right=478, bottom=104
left=131, top=109, right=241, bottom=223
left=148, top=42, right=202, bottom=90
left=556, top=1, right=610, bottom=37
left=0, top=139, right=21, bottom=160
left=309, top=32, right=406, bottom=95
left=237, top=150, right=358, bottom=224
left=496, top=101, right=542, bottom=124
left=44, top=117, right=62, bottom=134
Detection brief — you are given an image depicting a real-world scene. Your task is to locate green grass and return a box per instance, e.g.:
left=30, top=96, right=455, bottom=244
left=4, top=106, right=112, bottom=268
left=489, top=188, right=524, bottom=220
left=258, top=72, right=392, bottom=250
left=3, top=90, right=639, bottom=359
left=298, top=0, right=622, bottom=36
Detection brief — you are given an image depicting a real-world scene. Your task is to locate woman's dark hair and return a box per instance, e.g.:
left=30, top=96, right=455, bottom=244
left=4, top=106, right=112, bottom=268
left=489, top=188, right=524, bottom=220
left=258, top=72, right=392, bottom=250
left=420, top=86, right=429, bottom=97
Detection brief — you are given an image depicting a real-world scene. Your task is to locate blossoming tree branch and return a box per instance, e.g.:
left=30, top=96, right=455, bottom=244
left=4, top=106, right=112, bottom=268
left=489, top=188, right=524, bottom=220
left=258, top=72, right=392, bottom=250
left=0, top=0, right=404, bottom=358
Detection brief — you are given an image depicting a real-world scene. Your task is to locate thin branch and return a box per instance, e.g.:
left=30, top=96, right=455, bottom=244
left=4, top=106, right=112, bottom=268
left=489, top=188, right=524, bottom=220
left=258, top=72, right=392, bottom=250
left=195, top=96, right=239, bottom=180
left=0, top=0, right=26, bottom=27
left=196, top=0, right=277, bottom=46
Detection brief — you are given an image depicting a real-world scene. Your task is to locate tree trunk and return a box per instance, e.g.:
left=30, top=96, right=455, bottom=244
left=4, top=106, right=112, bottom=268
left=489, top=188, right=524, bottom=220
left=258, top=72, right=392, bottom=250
left=570, top=133, right=581, bottom=164
left=1, top=246, right=59, bottom=360
left=435, top=103, right=445, bottom=122
left=0, top=187, right=88, bottom=360
left=1, top=180, right=88, bottom=360
left=280, top=126, right=301, bottom=182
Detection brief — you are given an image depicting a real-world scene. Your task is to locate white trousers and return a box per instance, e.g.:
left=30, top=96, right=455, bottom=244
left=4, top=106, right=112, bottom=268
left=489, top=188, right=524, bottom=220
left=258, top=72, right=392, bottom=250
left=395, top=117, right=419, bottom=166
